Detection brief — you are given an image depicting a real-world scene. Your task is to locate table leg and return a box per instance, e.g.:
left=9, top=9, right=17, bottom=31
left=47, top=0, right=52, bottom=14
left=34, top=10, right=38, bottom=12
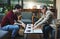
left=39, top=34, right=43, bottom=39
left=24, top=34, right=27, bottom=39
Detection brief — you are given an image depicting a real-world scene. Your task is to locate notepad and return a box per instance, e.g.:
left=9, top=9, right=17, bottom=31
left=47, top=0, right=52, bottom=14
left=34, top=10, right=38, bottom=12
left=33, top=29, right=43, bottom=33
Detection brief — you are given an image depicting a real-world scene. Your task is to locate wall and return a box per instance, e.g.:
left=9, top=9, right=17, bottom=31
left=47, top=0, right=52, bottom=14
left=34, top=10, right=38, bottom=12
left=56, top=0, right=60, bottom=19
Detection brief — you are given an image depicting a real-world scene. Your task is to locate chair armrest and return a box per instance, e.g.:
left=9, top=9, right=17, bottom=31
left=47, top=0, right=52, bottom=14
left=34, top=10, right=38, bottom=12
left=56, top=22, right=60, bottom=28
left=18, top=25, right=24, bottom=36
left=18, top=15, right=22, bottom=20
left=32, top=16, right=35, bottom=24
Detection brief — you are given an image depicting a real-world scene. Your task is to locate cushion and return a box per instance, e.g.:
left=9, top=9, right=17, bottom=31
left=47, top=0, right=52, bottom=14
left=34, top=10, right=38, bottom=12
left=21, top=12, right=32, bottom=19
left=0, top=30, right=8, bottom=39
left=21, top=19, right=32, bottom=23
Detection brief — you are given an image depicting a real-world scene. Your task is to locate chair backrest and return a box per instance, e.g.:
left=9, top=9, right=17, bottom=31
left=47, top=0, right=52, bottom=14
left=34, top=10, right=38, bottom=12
left=21, top=12, right=33, bottom=19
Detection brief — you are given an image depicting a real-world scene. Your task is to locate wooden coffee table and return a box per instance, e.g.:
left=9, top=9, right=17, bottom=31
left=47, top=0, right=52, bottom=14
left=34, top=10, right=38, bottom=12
left=24, top=24, right=43, bottom=39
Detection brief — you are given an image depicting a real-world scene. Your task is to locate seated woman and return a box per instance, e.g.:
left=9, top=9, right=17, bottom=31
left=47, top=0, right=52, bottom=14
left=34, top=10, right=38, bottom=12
left=32, top=6, right=39, bottom=22
left=33, top=5, right=56, bottom=39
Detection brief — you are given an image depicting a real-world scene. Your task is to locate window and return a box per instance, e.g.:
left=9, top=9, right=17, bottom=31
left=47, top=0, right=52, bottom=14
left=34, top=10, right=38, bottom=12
left=11, top=0, right=22, bottom=7
left=0, top=4, right=4, bottom=13
left=0, top=7, right=3, bottom=12
left=23, top=0, right=54, bottom=9
left=10, top=0, right=55, bottom=9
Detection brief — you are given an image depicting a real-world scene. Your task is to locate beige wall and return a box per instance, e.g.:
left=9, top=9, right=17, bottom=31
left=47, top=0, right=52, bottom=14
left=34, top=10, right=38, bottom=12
left=56, top=0, right=60, bottom=19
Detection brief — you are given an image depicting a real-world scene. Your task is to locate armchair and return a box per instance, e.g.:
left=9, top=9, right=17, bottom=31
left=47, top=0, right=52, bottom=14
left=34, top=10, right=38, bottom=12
left=18, top=12, right=34, bottom=36
left=20, top=12, right=34, bottom=24
left=55, top=19, right=60, bottom=39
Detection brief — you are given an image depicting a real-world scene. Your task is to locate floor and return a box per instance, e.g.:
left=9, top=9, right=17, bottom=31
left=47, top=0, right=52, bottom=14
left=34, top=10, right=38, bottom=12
left=15, top=34, right=43, bottom=39
left=15, top=35, right=24, bottom=39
